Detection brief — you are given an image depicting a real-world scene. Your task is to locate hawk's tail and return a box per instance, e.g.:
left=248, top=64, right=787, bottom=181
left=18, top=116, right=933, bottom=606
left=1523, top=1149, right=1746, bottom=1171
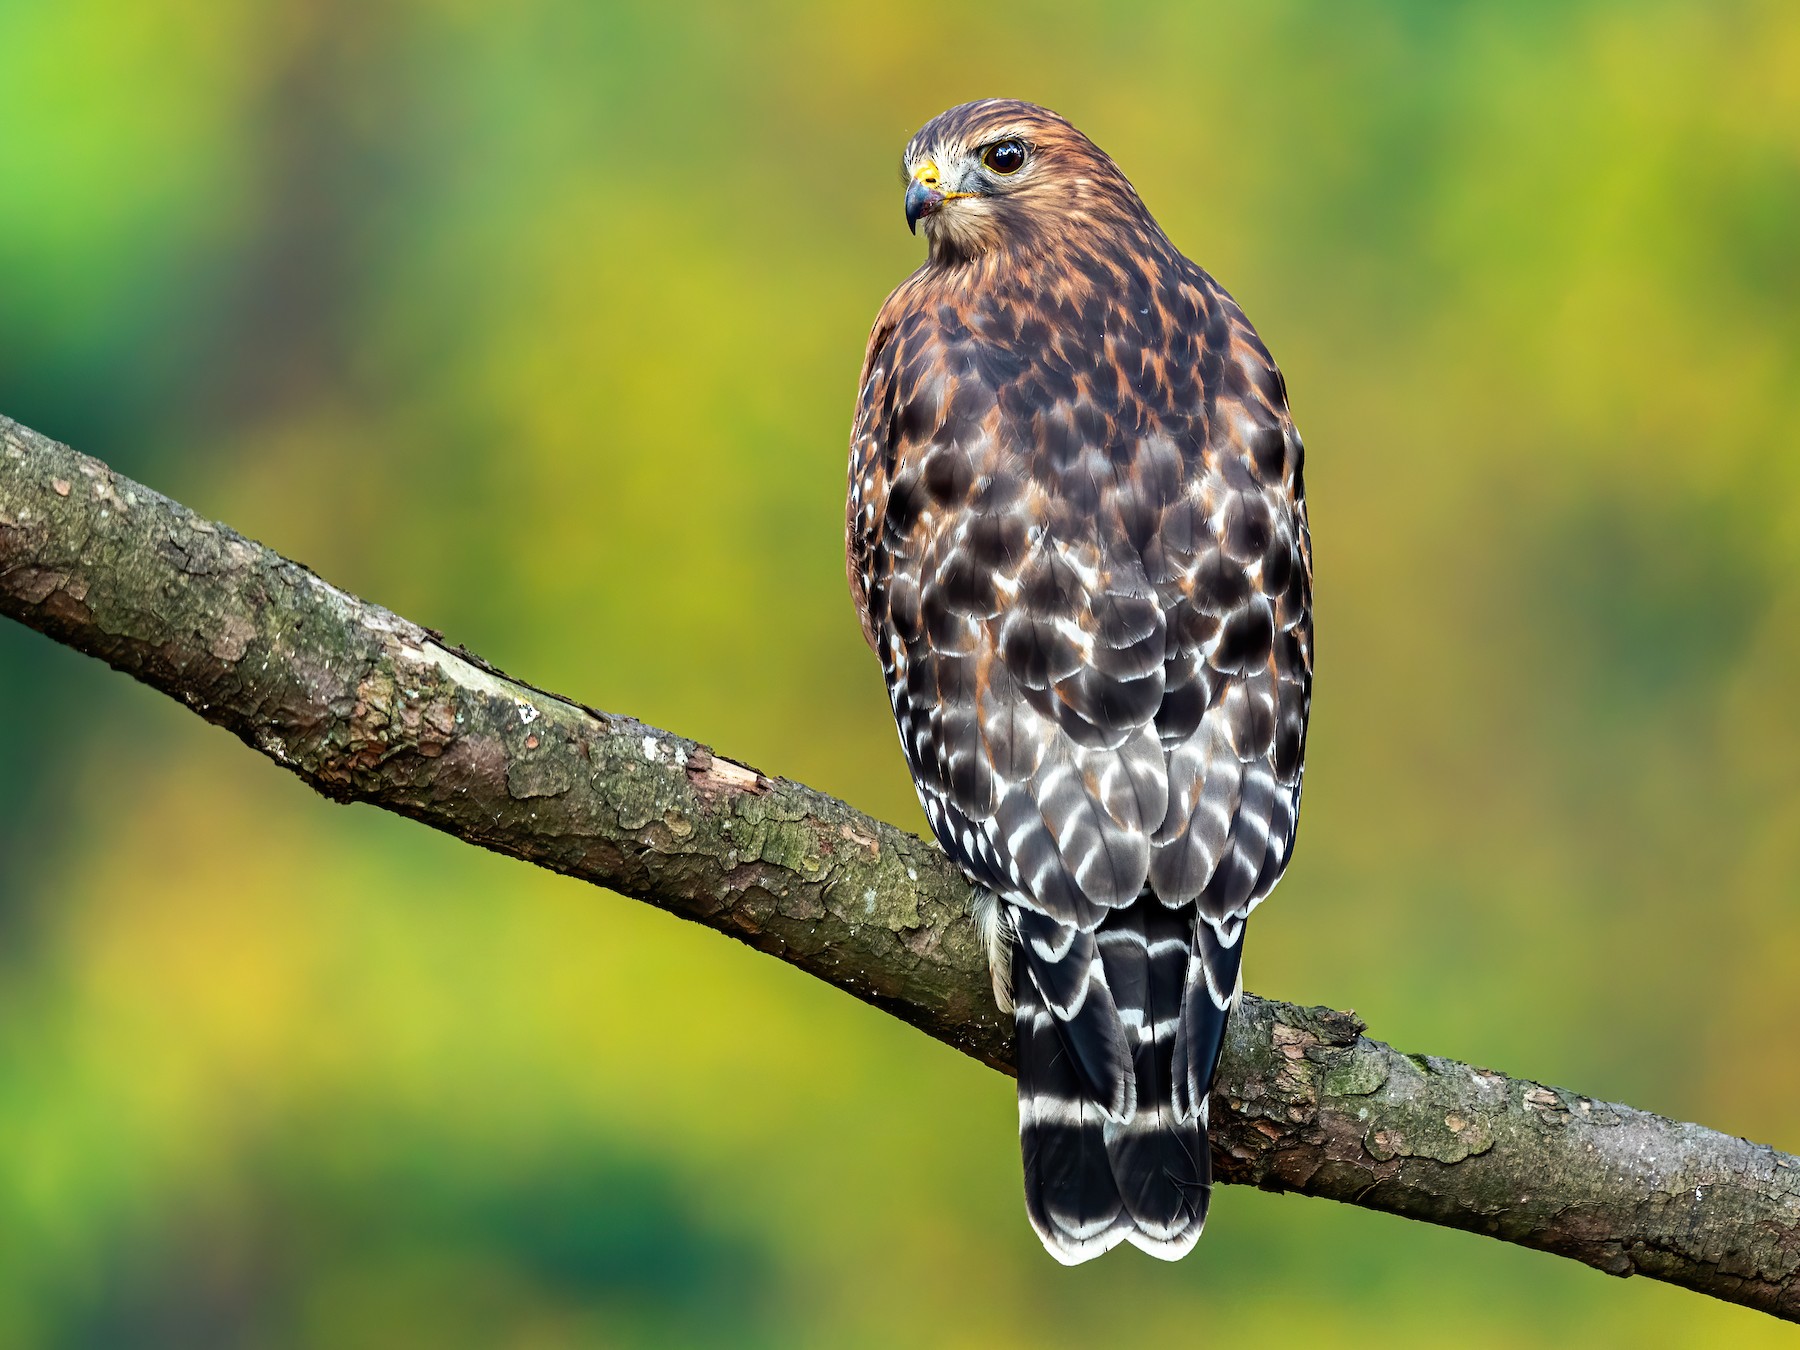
left=1014, top=901, right=1242, bottom=1264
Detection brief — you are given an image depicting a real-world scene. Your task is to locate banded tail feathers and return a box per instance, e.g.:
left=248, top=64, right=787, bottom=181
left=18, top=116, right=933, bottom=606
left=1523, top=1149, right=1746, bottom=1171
left=1013, top=900, right=1244, bottom=1264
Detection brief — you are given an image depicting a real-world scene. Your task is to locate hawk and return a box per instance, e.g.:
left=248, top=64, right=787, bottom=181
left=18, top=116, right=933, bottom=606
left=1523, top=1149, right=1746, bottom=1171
left=846, top=100, right=1312, bottom=1263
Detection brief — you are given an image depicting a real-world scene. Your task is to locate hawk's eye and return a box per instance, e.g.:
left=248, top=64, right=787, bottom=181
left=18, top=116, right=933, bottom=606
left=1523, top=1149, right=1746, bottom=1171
left=981, top=139, right=1027, bottom=175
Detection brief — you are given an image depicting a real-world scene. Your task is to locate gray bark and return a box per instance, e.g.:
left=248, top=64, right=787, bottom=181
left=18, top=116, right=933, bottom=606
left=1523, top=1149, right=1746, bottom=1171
left=3, top=412, right=1797, bottom=1319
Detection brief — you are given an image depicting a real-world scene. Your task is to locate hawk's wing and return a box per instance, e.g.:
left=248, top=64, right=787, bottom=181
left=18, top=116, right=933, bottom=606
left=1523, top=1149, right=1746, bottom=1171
left=1149, top=285, right=1312, bottom=915
left=1143, top=281, right=1312, bottom=1116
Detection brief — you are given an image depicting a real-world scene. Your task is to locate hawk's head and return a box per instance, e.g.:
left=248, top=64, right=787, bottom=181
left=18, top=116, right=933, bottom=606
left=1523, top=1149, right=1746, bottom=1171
left=901, top=99, right=1149, bottom=263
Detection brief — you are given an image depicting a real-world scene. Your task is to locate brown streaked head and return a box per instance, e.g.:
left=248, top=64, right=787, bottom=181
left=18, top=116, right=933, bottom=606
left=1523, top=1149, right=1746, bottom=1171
left=900, top=99, right=1154, bottom=263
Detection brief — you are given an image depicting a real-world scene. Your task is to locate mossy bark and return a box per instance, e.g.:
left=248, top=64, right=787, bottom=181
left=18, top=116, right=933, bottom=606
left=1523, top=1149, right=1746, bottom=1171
left=4, top=413, right=1798, bottom=1318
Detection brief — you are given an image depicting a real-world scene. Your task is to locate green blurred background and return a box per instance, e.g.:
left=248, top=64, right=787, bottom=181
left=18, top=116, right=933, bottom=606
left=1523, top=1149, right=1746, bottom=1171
left=2, top=1, right=1798, bottom=1344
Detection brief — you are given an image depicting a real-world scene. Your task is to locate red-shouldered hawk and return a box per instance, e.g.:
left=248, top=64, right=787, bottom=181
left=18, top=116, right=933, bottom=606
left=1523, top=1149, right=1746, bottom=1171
left=847, top=100, right=1313, bottom=1263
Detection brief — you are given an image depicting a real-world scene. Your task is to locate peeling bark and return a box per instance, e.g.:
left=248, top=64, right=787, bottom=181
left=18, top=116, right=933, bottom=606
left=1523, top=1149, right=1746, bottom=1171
left=3, top=412, right=1798, bottom=1319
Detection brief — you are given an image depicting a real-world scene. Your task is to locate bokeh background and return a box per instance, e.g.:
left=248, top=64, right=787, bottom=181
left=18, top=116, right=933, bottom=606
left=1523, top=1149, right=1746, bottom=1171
left=3, top=1, right=1798, bottom=1344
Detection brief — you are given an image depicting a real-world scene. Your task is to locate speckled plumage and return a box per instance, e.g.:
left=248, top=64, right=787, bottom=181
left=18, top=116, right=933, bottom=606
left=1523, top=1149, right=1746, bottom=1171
left=847, top=100, right=1312, bottom=1263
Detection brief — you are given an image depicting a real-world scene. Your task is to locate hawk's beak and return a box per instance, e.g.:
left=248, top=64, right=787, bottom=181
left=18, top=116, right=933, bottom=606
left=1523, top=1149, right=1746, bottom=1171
left=905, top=161, right=945, bottom=235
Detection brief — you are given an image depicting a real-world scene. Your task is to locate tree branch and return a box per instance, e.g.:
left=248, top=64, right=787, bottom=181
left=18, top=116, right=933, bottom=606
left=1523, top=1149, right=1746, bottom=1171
left=3, top=411, right=1797, bottom=1319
